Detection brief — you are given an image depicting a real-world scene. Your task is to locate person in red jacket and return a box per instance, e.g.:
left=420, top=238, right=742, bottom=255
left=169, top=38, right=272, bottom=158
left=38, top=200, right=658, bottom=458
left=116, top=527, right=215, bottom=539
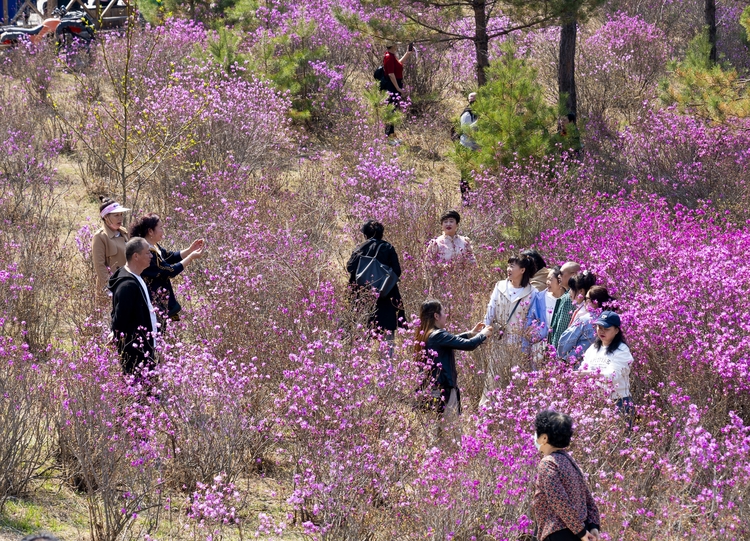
left=382, top=42, right=414, bottom=139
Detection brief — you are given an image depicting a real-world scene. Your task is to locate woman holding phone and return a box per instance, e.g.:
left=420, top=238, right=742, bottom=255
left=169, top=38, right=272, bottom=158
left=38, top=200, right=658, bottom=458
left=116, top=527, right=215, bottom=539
left=382, top=41, right=415, bottom=140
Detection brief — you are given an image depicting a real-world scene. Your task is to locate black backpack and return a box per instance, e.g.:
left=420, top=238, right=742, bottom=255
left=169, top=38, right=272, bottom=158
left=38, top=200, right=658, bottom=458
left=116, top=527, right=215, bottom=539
left=374, top=66, right=384, bottom=81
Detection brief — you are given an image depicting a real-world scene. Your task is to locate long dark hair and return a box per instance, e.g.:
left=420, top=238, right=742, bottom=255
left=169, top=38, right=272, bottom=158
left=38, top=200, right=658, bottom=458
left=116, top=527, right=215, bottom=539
left=508, top=254, right=537, bottom=288
left=129, top=213, right=161, bottom=239
left=593, top=328, right=626, bottom=355
left=414, top=299, right=442, bottom=361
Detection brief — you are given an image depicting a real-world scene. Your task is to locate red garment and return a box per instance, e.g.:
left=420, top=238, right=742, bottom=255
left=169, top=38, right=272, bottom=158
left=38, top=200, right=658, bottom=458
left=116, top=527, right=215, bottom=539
left=533, top=451, right=600, bottom=540
left=383, top=51, right=403, bottom=79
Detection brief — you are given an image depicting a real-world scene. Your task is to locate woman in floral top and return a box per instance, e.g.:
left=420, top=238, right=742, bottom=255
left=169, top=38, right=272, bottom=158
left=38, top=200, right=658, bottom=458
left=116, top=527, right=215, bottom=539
left=425, top=210, right=477, bottom=266
left=533, top=410, right=601, bottom=541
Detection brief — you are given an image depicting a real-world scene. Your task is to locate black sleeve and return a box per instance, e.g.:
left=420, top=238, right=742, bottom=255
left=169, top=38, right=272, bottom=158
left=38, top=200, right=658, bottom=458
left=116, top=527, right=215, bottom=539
left=111, top=281, right=142, bottom=335
left=430, top=329, right=486, bottom=351
left=387, top=244, right=402, bottom=277
left=140, top=250, right=184, bottom=282
left=161, top=245, right=183, bottom=264
left=346, top=247, right=362, bottom=281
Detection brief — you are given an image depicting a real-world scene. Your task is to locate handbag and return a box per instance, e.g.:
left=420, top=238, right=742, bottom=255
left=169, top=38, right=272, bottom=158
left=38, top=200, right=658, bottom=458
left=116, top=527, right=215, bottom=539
left=355, top=241, right=398, bottom=297
left=494, top=296, right=523, bottom=338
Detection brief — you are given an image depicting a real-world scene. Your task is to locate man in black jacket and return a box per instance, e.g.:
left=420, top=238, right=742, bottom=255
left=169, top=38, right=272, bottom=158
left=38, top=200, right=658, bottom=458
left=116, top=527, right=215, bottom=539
left=108, top=237, right=158, bottom=374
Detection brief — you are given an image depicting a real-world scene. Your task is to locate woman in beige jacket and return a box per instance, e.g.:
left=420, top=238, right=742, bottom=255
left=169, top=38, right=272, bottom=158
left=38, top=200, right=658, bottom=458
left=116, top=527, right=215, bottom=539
left=91, top=196, right=131, bottom=294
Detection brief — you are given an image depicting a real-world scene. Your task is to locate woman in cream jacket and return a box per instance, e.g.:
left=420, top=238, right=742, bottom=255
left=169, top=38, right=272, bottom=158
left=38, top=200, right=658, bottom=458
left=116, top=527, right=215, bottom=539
left=91, top=197, right=131, bottom=295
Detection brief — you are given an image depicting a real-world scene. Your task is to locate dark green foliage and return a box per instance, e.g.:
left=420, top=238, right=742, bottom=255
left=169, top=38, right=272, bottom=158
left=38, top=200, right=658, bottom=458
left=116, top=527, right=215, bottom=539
left=455, top=43, right=558, bottom=172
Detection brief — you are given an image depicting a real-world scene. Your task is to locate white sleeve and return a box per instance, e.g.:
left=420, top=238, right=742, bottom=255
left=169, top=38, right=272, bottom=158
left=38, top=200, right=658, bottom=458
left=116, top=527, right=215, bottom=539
left=577, top=344, right=597, bottom=373
left=609, top=345, right=634, bottom=385
left=484, top=283, right=499, bottom=326
left=460, top=111, right=472, bottom=127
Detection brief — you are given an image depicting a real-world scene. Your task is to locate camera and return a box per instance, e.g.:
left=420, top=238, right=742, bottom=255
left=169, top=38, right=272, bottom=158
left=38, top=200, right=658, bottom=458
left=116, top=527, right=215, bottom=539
left=408, top=42, right=414, bottom=51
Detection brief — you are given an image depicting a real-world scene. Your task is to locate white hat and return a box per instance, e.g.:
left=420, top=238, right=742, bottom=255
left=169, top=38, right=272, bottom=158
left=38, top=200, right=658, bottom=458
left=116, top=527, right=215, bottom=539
left=100, top=202, right=131, bottom=218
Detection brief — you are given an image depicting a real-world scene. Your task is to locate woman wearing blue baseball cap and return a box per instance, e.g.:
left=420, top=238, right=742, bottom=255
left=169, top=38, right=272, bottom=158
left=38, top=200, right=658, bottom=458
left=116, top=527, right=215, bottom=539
left=578, top=311, right=634, bottom=418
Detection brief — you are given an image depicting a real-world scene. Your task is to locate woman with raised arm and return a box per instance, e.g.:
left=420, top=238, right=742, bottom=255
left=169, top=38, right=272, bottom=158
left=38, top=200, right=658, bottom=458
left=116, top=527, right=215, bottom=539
left=129, top=213, right=204, bottom=322
left=415, top=299, right=492, bottom=421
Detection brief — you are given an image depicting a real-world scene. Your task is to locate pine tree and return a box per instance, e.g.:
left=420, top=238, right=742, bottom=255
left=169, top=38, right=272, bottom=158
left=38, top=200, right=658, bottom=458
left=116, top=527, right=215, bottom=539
left=456, top=43, right=557, bottom=173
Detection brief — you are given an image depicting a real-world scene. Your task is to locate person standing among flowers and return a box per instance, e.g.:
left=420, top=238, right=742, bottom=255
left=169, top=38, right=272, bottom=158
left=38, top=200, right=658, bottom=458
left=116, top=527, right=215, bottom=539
left=129, top=213, right=205, bottom=323
left=109, top=237, right=158, bottom=374
left=92, top=196, right=131, bottom=296
left=414, top=299, right=492, bottom=423
left=555, top=274, right=604, bottom=365
left=382, top=41, right=414, bottom=141
left=533, top=410, right=601, bottom=541
left=425, top=210, right=477, bottom=266
left=347, top=219, right=405, bottom=340
left=481, top=253, right=541, bottom=405
left=544, top=267, right=565, bottom=329
left=579, top=311, right=634, bottom=417
left=549, top=261, right=581, bottom=348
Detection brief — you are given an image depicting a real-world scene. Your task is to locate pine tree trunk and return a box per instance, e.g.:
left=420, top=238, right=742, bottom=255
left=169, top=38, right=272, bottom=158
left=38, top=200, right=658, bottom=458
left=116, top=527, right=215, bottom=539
left=473, top=0, right=489, bottom=86
left=705, top=0, right=717, bottom=63
left=558, top=19, right=577, bottom=118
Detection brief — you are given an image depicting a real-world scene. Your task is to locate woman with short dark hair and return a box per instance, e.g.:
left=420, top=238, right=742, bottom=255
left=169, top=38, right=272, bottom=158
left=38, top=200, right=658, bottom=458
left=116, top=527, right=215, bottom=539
left=533, top=410, right=601, bottom=541
left=425, top=209, right=477, bottom=266
left=129, top=213, right=204, bottom=322
left=346, top=220, right=405, bottom=335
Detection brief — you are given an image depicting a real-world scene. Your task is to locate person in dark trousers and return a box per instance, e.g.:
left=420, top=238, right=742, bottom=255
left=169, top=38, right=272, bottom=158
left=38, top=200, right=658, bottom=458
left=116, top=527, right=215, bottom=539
left=347, top=220, right=405, bottom=339
left=414, top=299, right=492, bottom=421
left=456, top=92, right=480, bottom=200
left=109, top=237, right=158, bottom=375
left=533, top=410, right=601, bottom=541
left=382, top=42, right=414, bottom=141
left=129, top=213, right=204, bottom=323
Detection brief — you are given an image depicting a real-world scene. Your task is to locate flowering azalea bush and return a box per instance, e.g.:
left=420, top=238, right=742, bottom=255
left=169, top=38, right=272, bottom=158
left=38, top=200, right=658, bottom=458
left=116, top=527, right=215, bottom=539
left=1, top=6, right=750, bottom=541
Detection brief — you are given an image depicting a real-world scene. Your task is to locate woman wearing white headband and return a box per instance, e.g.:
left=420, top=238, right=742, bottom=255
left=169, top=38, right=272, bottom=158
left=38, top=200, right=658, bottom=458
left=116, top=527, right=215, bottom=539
left=91, top=196, right=131, bottom=295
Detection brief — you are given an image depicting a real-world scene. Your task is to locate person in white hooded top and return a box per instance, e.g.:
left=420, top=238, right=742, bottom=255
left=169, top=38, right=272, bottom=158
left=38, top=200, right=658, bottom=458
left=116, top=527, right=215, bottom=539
left=579, top=311, right=634, bottom=417
left=481, top=253, right=545, bottom=406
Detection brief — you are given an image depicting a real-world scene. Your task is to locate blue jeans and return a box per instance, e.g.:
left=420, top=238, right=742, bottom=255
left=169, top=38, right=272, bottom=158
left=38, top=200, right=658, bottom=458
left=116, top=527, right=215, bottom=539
left=616, top=396, right=634, bottom=427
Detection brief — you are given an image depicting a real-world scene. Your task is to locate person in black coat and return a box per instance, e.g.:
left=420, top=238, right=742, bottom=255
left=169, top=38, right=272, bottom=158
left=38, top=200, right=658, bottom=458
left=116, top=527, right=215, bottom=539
left=414, top=299, right=493, bottom=418
left=129, top=213, right=204, bottom=321
left=346, top=220, right=405, bottom=334
left=108, top=237, right=159, bottom=374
